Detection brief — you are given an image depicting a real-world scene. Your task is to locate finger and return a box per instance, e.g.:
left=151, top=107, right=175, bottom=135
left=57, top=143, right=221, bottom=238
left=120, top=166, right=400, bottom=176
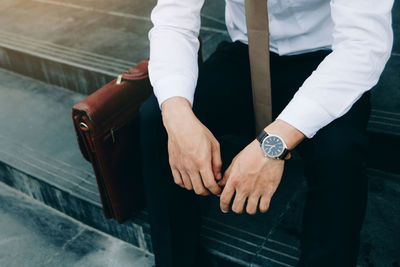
left=218, top=163, right=233, bottom=187
left=246, top=195, right=260, bottom=215
left=200, top=168, right=221, bottom=195
left=220, top=182, right=235, bottom=213
left=259, top=195, right=271, bottom=213
left=171, top=168, right=184, bottom=188
left=179, top=170, right=193, bottom=190
left=231, top=192, right=247, bottom=214
left=190, top=171, right=210, bottom=196
left=211, top=141, right=223, bottom=180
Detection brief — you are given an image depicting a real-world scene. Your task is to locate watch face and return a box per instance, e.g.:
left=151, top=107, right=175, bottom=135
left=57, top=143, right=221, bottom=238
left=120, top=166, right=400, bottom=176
left=262, top=135, right=284, bottom=158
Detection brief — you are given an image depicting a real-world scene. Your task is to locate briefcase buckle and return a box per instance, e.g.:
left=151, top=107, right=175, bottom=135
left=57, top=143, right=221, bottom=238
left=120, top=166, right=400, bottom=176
left=116, top=74, right=123, bottom=85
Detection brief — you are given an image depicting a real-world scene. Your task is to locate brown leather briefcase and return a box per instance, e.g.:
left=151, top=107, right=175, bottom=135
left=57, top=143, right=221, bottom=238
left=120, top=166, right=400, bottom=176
left=72, top=59, right=152, bottom=223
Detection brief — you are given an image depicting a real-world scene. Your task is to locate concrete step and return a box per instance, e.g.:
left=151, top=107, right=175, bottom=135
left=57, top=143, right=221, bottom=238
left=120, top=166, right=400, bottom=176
left=0, top=68, right=307, bottom=266
left=0, top=0, right=229, bottom=94
left=0, top=182, right=154, bottom=267
left=0, top=0, right=399, bottom=139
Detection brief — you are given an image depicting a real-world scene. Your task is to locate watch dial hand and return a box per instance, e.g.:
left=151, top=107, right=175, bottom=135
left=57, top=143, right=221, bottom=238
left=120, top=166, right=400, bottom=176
left=264, top=145, right=273, bottom=153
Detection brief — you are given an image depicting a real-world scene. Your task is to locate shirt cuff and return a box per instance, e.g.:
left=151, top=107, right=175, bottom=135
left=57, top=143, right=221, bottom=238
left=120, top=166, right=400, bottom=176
left=152, top=75, right=196, bottom=109
left=277, top=94, right=335, bottom=138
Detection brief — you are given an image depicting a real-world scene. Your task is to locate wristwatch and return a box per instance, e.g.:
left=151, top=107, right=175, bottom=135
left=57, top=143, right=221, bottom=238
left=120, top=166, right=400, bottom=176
left=256, top=131, right=291, bottom=160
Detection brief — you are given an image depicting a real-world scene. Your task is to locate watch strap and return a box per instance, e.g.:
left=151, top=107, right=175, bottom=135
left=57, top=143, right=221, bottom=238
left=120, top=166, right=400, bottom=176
left=278, top=149, right=290, bottom=160
left=256, top=131, right=268, bottom=143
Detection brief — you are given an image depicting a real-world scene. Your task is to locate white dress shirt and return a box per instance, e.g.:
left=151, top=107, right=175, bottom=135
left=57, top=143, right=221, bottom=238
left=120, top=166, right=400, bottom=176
left=148, top=0, right=394, bottom=138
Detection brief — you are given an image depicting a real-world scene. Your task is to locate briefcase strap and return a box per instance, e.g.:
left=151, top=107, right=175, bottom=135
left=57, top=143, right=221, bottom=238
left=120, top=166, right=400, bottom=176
left=245, top=0, right=272, bottom=133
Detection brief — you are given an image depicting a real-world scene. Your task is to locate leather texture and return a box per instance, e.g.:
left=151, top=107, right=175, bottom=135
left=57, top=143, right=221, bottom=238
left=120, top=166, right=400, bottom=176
left=71, top=38, right=204, bottom=223
left=245, top=0, right=272, bottom=133
left=256, top=130, right=269, bottom=143
left=72, top=59, right=152, bottom=223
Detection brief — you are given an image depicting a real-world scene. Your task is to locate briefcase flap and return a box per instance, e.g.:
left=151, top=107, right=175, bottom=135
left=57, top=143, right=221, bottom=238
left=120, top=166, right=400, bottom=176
left=72, top=59, right=152, bottom=133
left=72, top=59, right=152, bottom=161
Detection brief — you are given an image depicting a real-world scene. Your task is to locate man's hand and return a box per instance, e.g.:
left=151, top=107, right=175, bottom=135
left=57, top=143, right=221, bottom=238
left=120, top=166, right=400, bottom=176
left=161, top=97, right=222, bottom=196
left=218, top=120, right=305, bottom=214
left=218, top=140, right=284, bottom=214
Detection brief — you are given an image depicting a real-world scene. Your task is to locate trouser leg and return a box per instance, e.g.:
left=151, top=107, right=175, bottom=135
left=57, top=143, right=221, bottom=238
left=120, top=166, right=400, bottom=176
left=267, top=50, right=369, bottom=266
left=297, top=93, right=371, bottom=267
left=140, top=94, right=202, bottom=267
left=139, top=40, right=255, bottom=267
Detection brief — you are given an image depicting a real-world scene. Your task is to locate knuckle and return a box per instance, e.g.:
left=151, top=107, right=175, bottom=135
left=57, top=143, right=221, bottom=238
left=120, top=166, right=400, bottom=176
left=203, top=179, right=212, bottom=188
left=214, top=141, right=220, bottom=150
left=174, top=163, right=182, bottom=171
left=229, top=177, right=238, bottom=187
left=192, top=159, right=201, bottom=167
left=185, top=168, right=195, bottom=176
left=213, top=160, right=222, bottom=169
left=182, top=159, right=193, bottom=169
left=204, top=181, right=217, bottom=192
left=209, top=185, right=219, bottom=193
left=184, top=163, right=195, bottom=173
left=237, top=185, right=249, bottom=194
left=195, top=157, right=207, bottom=167
left=169, top=161, right=177, bottom=169
left=242, top=184, right=252, bottom=193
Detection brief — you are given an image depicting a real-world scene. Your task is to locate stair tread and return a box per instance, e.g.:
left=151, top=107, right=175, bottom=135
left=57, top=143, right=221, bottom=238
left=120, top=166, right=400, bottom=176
left=0, top=69, right=100, bottom=202
left=0, top=0, right=228, bottom=65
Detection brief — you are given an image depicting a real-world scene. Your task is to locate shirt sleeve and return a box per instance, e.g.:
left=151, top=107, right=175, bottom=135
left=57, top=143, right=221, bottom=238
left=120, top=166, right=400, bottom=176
left=148, top=0, right=204, bottom=108
left=277, top=0, right=394, bottom=138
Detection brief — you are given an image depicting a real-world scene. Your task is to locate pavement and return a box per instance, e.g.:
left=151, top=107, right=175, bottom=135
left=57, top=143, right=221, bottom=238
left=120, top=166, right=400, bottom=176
left=0, top=182, right=154, bottom=267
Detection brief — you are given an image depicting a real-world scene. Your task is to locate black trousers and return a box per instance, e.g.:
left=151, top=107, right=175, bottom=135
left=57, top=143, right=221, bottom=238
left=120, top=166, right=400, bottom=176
left=139, top=41, right=370, bottom=267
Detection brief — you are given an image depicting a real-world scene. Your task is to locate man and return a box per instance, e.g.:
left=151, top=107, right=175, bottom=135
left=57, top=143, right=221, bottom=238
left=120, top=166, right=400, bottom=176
left=139, top=0, right=393, bottom=266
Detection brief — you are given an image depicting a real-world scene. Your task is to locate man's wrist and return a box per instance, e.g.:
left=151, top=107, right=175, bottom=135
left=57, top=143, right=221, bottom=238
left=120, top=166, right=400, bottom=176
left=161, top=96, right=196, bottom=132
left=161, top=96, right=192, bottom=113
left=161, top=96, right=193, bottom=121
left=264, top=119, right=305, bottom=150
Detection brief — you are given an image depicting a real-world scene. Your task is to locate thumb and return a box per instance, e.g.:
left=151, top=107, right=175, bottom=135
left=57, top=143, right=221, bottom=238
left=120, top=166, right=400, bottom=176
left=211, top=141, right=223, bottom=180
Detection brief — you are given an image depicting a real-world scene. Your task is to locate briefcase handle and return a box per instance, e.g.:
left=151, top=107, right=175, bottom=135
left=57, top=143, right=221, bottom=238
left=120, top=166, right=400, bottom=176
left=116, top=59, right=150, bottom=85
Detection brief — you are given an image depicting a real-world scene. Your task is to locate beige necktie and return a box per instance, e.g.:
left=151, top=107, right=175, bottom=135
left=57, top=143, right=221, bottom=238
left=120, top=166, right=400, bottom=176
left=245, top=0, right=272, bottom=134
